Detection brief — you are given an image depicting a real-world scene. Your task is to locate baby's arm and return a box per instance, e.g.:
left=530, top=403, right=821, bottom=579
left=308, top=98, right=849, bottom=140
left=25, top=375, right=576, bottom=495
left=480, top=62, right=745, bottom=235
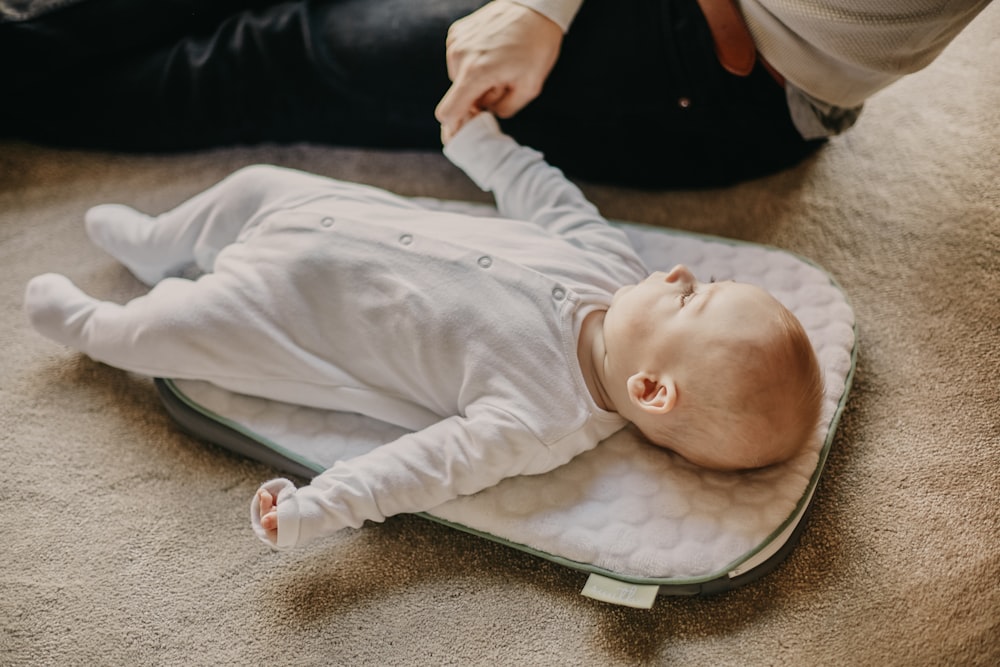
left=249, top=406, right=551, bottom=549
left=443, top=113, right=597, bottom=226
left=443, top=114, right=644, bottom=273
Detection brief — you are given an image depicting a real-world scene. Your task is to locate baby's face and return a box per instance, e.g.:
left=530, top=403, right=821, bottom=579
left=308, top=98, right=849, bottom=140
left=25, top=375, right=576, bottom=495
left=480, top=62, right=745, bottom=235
left=604, top=265, right=783, bottom=374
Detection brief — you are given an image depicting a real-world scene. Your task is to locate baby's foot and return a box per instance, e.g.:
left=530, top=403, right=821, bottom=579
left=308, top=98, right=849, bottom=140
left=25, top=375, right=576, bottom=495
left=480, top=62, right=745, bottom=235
left=24, top=273, right=100, bottom=349
left=85, top=204, right=178, bottom=286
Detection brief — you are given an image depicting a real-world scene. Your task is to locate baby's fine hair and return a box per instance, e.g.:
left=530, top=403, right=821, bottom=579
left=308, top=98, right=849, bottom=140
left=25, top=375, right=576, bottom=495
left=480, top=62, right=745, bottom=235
left=648, top=304, right=824, bottom=471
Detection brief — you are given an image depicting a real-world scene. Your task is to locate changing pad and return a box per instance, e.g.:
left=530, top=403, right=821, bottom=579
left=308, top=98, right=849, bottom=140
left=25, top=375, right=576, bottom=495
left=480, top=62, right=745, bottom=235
left=155, top=202, right=857, bottom=606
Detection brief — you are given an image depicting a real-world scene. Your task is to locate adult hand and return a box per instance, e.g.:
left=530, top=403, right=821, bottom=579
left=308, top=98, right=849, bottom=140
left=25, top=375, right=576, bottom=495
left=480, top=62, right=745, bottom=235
left=435, top=1, right=563, bottom=135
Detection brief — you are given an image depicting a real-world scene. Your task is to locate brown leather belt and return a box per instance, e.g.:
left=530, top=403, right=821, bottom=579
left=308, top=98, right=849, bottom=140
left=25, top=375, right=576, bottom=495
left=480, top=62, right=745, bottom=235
left=695, top=0, right=761, bottom=78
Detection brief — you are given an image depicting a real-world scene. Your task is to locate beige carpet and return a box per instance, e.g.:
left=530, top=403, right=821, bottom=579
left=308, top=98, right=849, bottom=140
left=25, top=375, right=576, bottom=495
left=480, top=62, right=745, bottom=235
left=2, top=6, right=997, bottom=665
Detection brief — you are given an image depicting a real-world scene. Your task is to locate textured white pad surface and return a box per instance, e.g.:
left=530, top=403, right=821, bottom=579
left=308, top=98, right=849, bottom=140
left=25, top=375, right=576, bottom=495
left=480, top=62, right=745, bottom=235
left=173, top=206, right=855, bottom=584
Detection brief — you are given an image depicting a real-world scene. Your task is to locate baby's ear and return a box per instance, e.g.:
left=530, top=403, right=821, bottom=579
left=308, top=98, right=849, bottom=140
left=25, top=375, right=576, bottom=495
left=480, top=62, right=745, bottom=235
left=626, top=373, right=677, bottom=415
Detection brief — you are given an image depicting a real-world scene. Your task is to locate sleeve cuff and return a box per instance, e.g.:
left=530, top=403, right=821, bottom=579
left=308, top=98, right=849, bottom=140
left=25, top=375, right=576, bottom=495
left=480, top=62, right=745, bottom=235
left=509, top=0, right=583, bottom=32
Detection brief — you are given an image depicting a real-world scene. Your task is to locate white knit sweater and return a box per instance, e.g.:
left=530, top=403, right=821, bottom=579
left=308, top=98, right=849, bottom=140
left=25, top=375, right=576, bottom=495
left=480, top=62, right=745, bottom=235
left=739, top=0, right=992, bottom=107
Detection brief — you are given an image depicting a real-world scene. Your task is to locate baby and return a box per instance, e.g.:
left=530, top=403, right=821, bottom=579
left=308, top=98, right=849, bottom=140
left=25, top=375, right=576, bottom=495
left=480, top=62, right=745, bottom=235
left=24, top=113, right=823, bottom=550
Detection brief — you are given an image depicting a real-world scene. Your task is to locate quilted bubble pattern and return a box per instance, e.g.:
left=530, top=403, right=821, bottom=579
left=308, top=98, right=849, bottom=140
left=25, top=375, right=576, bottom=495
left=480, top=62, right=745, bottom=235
left=175, top=214, right=855, bottom=582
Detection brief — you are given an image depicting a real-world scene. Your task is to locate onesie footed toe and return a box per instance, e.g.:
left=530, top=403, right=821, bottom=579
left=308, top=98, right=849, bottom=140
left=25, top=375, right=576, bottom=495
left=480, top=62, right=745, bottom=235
left=24, top=273, right=98, bottom=348
left=84, top=204, right=168, bottom=286
left=85, top=203, right=150, bottom=227
left=84, top=204, right=152, bottom=248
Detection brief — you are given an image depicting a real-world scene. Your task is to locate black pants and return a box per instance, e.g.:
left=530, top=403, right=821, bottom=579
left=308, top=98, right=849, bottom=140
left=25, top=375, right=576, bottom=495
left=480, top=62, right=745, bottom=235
left=1, top=0, right=822, bottom=188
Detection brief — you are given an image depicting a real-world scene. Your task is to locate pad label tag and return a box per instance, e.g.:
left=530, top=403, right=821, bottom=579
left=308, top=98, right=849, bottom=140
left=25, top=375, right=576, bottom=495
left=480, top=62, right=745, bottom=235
left=581, top=573, right=658, bottom=609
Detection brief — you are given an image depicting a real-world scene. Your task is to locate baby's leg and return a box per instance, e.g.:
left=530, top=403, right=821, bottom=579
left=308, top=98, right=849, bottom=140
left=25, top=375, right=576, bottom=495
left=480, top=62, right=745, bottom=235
left=25, top=274, right=106, bottom=351
left=25, top=271, right=247, bottom=379
left=86, top=165, right=327, bottom=285
left=84, top=205, right=181, bottom=286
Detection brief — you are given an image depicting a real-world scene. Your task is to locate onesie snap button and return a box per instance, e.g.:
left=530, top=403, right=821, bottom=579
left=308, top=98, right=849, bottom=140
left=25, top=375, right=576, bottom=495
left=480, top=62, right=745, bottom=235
left=477, top=256, right=492, bottom=268
left=320, top=216, right=335, bottom=227
left=399, top=234, right=413, bottom=245
left=551, top=287, right=566, bottom=301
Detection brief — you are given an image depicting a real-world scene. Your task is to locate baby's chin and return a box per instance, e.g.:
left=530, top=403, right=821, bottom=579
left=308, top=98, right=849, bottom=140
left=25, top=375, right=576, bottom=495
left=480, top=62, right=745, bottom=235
left=609, top=284, right=635, bottom=305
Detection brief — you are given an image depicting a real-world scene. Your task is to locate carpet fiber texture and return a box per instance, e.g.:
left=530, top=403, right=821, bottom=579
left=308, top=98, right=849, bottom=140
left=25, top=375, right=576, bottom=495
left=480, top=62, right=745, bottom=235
left=1, top=6, right=997, bottom=665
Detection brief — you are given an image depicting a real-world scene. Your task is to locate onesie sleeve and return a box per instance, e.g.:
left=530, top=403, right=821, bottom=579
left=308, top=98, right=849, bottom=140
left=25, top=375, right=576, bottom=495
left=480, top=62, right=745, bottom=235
left=509, top=0, right=583, bottom=33
left=443, top=113, right=645, bottom=274
left=249, top=405, right=552, bottom=549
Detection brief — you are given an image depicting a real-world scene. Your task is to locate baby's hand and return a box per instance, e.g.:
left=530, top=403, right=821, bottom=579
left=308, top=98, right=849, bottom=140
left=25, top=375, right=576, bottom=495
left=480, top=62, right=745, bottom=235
left=440, top=110, right=481, bottom=145
left=257, top=488, right=279, bottom=543
left=251, top=478, right=297, bottom=547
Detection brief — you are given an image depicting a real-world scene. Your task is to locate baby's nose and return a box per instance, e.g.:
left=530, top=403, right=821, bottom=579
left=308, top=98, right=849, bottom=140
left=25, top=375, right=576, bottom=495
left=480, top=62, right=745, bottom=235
left=665, top=264, right=696, bottom=283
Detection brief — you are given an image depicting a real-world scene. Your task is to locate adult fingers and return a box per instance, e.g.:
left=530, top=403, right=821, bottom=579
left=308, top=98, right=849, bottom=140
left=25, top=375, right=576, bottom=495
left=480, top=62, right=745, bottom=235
left=476, top=86, right=507, bottom=112
left=489, top=83, right=537, bottom=118
left=436, top=75, right=486, bottom=127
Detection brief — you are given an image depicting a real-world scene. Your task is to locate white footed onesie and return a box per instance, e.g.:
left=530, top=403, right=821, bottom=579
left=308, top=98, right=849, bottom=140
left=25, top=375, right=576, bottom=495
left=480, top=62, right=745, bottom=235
left=24, top=114, right=648, bottom=549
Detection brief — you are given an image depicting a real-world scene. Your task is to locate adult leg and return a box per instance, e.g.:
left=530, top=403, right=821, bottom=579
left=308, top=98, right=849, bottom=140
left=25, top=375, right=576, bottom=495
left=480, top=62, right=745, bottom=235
left=3, top=0, right=487, bottom=151
left=0, top=0, right=275, bottom=76
left=4, top=0, right=819, bottom=187
left=503, top=0, right=823, bottom=188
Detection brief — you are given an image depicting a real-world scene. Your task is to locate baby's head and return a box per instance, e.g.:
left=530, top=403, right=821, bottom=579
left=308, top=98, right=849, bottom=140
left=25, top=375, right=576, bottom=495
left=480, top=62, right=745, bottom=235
left=602, top=265, right=823, bottom=471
